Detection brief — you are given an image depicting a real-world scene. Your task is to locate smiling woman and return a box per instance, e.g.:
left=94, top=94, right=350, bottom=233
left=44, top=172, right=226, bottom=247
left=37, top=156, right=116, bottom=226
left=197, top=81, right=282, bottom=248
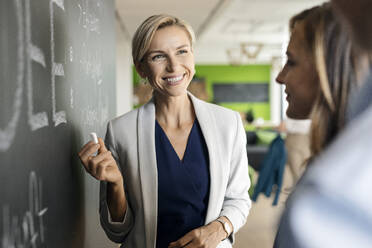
left=276, top=3, right=366, bottom=157
left=78, top=14, right=251, bottom=248
left=137, top=25, right=195, bottom=99
left=276, top=22, right=319, bottom=120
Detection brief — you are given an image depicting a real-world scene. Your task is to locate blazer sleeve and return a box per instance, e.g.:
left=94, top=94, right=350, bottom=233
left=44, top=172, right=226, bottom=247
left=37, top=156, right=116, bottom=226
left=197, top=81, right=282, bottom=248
left=220, top=111, right=251, bottom=243
left=99, top=120, right=134, bottom=243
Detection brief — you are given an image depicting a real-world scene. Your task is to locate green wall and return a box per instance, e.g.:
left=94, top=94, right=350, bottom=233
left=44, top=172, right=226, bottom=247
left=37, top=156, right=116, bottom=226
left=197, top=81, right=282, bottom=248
left=195, top=64, right=271, bottom=120
left=133, top=64, right=271, bottom=120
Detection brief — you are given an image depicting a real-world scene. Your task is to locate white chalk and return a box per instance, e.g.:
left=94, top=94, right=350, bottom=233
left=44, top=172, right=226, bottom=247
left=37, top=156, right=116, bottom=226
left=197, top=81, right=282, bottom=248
left=90, top=132, right=98, bottom=144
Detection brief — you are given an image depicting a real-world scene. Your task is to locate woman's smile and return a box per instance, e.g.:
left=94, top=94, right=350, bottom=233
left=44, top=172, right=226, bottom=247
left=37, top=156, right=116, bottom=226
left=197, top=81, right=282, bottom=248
left=162, top=73, right=185, bottom=86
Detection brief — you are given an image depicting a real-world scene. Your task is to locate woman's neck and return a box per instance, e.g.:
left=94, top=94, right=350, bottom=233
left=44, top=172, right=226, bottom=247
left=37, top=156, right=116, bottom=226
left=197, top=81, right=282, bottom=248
left=154, top=92, right=195, bottom=128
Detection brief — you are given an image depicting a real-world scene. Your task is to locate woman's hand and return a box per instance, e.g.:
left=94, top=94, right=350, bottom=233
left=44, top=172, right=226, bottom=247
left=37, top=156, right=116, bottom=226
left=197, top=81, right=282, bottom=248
left=79, top=137, right=127, bottom=221
left=78, top=138, right=123, bottom=185
left=168, top=221, right=227, bottom=248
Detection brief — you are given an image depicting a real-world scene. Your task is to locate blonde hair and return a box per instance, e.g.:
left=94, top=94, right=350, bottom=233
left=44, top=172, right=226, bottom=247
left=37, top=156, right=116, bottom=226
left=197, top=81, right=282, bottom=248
left=132, top=14, right=195, bottom=67
left=290, top=3, right=366, bottom=156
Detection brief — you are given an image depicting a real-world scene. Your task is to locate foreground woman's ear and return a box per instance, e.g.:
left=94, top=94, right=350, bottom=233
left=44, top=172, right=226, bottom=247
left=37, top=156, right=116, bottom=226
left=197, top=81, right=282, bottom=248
left=135, top=63, right=147, bottom=79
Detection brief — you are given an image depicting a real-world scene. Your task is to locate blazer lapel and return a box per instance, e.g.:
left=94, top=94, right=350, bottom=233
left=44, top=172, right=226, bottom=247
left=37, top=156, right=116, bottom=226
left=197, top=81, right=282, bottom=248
left=137, top=99, right=157, bottom=248
left=189, top=93, right=225, bottom=223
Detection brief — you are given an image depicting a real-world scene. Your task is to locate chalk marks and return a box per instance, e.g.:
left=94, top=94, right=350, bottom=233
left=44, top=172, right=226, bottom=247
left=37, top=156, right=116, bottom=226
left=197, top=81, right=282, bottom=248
left=76, top=0, right=104, bottom=102
left=52, top=0, right=64, bottom=10
left=50, top=0, right=67, bottom=127
left=29, top=45, right=46, bottom=68
left=78, top=0, right=102, bottom=35
left=98, top=91, right=109, bottom=126
left=1, top=171, right=47, bottom=247
left=1, top=0, right=71, bottom=152
left=29, top=171, right=47, bottom=243
left=0, top=0, right=24, bottom=152
left=79, top=43, right=103, bottom=86
left=69, top=46, right=73, bottom=62
left=25, top=0, right=49, bottom=132
left=80, top=109, right=98, bottom=126
left=52, top=63, right=64, bottom=76
left=1, top=0, right=109, bottom=152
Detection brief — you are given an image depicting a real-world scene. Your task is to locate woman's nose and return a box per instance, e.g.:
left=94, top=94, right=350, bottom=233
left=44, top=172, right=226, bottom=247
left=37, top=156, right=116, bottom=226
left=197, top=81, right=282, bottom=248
left=166, top=56, right=179, bottom=72
left=276, top=69, right=285, bottom=85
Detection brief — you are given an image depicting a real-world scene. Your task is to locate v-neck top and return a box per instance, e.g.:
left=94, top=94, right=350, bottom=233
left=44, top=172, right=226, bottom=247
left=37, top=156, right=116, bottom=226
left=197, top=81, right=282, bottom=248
left=155, top=119, right=210, bottom=248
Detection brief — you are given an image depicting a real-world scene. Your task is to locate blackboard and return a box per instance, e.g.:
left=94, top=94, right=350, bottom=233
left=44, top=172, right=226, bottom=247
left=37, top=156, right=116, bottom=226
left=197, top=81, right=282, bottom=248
left=213, top=83, right=269, bottom=103
left=0, top=0, right=116, bottom=247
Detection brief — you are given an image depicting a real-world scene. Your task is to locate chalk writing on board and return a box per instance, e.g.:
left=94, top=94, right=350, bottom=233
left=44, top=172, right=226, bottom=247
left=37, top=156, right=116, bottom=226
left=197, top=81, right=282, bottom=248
left=79, top=42, right=103, bottom=86
left=0, top=0, right=112, bottom=151
left=0, top=0, right=24, bottom=152
left=29, top=45, right=46, bottom=67
left=50, top=0, right=67, bottom=127
left=78, top=0, right=102, bottom=35
left=97, top=89, right=109, bottom=126
left=75, top=0, right=107, bottom=127
left=1, top=171, right=48, bottom=247
left=26, top=0, right=49, bottom=131
left=0, top=0, right=69, bottom=152
left=69, top=46, right=73, bottom=62
left=77, top=0, right=104, bottom=86
left=80, top=109, right=99, bottom=127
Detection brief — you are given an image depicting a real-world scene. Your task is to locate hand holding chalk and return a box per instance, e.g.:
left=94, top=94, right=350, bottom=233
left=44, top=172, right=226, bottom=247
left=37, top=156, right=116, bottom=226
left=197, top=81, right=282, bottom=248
left=78, top=131, right=126, bottom=221
left=78, top=133, right=123, bottom=184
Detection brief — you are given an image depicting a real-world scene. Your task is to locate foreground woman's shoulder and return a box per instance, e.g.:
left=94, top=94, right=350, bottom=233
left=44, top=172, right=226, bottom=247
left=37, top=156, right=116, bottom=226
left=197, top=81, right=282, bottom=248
left=109, top=107, right=140, bottom=127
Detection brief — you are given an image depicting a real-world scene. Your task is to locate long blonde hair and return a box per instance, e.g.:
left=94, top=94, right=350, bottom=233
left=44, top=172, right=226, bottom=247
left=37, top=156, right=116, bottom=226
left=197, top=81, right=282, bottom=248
left=290, top=3, right=367, bottom=156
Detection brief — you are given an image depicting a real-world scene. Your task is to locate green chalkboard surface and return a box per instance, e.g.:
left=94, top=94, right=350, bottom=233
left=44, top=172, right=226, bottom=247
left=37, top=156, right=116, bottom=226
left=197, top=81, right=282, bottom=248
left=0, top=0, right=116, bottom=247
left=213, top=83, right=269, bottom=103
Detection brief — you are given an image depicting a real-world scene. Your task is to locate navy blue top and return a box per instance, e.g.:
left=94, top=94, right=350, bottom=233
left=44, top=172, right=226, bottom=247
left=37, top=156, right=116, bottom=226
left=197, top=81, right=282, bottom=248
left=155, top=119, right=210, bottom=248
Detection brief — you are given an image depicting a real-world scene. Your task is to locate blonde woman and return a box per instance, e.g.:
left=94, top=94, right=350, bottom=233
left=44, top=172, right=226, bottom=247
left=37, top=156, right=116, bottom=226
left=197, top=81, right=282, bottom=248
left=78, top=14, right=251, bottom=248
left=273, top=2, right=367, bottom=235
left=276, top=3, right=365, bottom=158
left=274, top=0, right=372, bottom=246
left=274, top=2, right=366, bottom=245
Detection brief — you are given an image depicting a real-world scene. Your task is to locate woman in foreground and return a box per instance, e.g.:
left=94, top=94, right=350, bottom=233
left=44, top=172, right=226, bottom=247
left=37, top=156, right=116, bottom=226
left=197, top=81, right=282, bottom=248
left=79, top=14, right=251, bottom=248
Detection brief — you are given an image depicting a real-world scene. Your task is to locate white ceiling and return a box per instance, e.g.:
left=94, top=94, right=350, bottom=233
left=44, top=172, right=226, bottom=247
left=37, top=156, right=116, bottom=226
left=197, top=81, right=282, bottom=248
left=116, top=0, right=327, bottom=64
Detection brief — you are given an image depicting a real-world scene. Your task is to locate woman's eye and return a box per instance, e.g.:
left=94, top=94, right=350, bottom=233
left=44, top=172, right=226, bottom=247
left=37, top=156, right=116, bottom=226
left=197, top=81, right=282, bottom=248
left=177, top=49, right=188, bottom=55
left=152, top=54, right=165, bottom=61
left=286, top=59, right=295, bottom=66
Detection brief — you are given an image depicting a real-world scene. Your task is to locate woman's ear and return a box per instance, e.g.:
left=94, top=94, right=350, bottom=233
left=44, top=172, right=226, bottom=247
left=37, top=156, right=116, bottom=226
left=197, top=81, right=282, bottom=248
left=135, top=63, right=147, bottom=79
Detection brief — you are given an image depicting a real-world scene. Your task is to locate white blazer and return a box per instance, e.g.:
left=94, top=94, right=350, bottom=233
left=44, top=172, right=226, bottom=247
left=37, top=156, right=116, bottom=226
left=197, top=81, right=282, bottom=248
left=99, top=93, right=251, bottom=248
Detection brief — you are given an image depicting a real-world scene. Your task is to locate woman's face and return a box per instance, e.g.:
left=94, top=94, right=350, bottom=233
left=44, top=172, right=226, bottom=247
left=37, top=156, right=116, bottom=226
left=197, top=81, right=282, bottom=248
left=276, top=23, right=319, bottom=119
left=139, top=25, right=195, bottom=98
